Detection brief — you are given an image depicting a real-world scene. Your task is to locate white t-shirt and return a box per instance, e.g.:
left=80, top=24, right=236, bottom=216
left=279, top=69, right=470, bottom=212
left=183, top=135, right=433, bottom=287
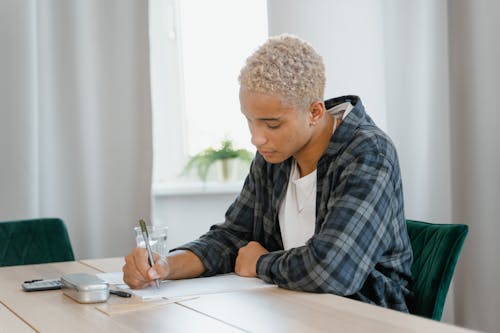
left=278, top=159, right=317, bottom=250
left=278, top=101, right=353, bottom=249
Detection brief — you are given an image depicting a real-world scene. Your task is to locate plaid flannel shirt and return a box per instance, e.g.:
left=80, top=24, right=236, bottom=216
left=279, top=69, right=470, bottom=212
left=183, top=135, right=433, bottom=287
left=174, top=95, right=413, bottom=312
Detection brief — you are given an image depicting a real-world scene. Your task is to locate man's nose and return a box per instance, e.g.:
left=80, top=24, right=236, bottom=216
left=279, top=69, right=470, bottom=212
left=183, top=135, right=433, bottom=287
left=251, top=128, right=267, bottom=147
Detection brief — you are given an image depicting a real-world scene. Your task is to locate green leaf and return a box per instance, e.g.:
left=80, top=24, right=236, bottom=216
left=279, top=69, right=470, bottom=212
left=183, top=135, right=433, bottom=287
left=182, top=138, right=254, bottom=182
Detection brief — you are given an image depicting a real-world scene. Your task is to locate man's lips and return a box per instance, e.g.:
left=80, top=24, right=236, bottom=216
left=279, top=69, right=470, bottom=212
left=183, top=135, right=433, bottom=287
left=259, top=149, right=275, bottom=156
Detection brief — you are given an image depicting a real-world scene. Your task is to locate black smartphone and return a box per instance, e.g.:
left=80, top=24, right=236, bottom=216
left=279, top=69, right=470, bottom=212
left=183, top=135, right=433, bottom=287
left=22, top=279, right=62, bottom=292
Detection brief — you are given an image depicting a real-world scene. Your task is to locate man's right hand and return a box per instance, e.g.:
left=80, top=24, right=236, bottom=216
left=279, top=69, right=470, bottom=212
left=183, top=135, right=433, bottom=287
left=122, top=247, right=169, bottom=289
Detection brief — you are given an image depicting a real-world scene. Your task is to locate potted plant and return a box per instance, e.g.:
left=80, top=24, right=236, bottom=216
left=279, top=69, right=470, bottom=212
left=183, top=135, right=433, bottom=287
left=183, top=138, right=253, bottom=182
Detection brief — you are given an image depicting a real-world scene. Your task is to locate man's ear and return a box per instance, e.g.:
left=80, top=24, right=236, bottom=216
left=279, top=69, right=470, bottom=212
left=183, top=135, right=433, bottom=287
left=309, top=101, right=326, bottom=124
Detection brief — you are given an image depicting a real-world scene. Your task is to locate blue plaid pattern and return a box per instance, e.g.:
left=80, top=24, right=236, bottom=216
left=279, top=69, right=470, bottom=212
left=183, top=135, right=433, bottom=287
left=174, top=96, right=413, bottom=312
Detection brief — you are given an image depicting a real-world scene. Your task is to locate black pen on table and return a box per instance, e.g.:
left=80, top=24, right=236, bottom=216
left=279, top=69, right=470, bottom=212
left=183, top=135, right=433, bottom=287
left=139, top=219, right=161, bottom=289
left=110, top=289, right=132, bottom=298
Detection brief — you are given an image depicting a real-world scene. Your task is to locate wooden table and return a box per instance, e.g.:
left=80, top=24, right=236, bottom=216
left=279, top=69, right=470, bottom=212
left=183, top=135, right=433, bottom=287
left=0, top=302, right=34, bottom=333
left=0, top=258, right=479, bottom=333
left=0, top=260, right=238, bottom=332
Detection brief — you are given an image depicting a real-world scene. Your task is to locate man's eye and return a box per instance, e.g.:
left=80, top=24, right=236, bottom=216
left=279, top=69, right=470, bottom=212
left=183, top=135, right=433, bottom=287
left=267, top=123, right=281, bottom=129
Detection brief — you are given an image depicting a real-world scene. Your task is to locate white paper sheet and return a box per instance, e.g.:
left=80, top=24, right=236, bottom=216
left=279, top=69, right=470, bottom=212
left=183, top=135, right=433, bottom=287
left=97, top=272, right=275, bottom=300
left=96, top=272, right=126, bottom=285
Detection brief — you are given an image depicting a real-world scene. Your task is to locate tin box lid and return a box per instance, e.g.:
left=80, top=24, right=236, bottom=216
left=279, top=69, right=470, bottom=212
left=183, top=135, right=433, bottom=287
left=61, top=273, right=109, bottom=291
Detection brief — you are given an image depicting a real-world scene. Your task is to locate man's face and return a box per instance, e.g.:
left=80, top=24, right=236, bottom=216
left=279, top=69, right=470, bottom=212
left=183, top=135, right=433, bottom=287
left=240, top=90, right=313, bottom=164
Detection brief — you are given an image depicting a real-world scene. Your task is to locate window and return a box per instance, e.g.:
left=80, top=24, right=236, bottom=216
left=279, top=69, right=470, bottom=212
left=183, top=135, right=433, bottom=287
left=149, top=0, right=268, bottom=190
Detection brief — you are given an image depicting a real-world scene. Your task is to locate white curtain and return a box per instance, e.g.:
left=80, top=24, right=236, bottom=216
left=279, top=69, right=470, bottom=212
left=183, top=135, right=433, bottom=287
left=268, top=0, right=500, bottom=332
left=0, top=0, right=152, bottom=259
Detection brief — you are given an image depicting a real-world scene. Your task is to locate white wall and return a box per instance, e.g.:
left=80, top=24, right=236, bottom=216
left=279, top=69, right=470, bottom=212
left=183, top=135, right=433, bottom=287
left=382, top=0, right=452, bottom=223
left=0, top=1, right=39, bottom=215
left=0, top=1, right=152, bottom=259
left=449, top=1, right=500, bottom=330
left=153, top=191, right=238, bottom=249
left=267, top=0, right=388, bottom=130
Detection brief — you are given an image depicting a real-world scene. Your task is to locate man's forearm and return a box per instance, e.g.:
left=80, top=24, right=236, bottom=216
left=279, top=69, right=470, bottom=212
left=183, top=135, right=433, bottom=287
left=165, top=250, right=205, bottom=280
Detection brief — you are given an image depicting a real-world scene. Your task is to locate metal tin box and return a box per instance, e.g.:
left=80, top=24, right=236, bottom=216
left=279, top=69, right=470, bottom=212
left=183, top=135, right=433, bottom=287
left=61, top=273, right=109, bottom=303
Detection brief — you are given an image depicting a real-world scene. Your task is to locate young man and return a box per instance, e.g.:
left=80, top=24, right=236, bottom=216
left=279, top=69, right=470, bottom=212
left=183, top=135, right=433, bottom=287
left=123, top=34, right=413, bottom=312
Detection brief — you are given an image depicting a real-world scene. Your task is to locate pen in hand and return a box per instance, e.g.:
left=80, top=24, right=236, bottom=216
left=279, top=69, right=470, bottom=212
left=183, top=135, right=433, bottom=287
left=139, top=219, right=161, bottom=289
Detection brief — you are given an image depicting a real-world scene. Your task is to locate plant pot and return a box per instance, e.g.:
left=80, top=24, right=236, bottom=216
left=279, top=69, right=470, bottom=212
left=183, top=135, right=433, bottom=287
left=221, top=159, right=231, bottom=182
left=210, top=158, right=249, bottom=182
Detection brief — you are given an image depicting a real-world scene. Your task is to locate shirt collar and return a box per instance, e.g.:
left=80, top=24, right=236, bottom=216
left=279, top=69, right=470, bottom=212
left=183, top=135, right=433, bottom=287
left=319, top=95, right=367, bottom=168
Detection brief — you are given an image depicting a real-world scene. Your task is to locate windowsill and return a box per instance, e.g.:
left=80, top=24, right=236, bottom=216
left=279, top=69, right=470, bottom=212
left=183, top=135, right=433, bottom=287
left=153, top=181, right=244, bottom=197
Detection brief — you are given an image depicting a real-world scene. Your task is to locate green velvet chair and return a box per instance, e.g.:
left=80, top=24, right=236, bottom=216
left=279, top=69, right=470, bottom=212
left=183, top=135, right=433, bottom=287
left=0, top=218, right=75, bottom=267
left=406, top=219, right=468, bottom=321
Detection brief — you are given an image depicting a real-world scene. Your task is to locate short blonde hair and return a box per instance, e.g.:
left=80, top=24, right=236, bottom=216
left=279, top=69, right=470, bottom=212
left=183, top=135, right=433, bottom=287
left=239, top=34, right=326, bottom=110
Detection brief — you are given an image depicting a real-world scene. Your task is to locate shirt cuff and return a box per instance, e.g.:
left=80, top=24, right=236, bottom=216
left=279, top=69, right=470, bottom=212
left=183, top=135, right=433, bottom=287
left=256, top=251, right=281, bottom=284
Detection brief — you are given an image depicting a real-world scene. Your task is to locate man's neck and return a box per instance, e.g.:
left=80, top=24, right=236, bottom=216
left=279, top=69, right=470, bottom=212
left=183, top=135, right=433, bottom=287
left=295, top=116, right=338, bottom=177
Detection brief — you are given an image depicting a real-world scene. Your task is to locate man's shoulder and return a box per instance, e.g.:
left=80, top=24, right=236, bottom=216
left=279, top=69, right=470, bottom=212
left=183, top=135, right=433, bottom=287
left=349, top=125, right=397, bottom=158
left=326, top=123, right=400, bottom=175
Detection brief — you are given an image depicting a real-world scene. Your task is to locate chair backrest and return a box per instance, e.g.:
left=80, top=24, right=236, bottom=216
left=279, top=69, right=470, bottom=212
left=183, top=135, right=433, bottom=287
left=406, top=219, right=468, bottom=320
left=0, top=218, right=75, bottom=267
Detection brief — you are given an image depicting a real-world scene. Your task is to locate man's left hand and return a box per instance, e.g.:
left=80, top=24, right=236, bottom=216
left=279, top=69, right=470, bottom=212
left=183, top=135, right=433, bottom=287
left=235, top=241, right=269, bottom=277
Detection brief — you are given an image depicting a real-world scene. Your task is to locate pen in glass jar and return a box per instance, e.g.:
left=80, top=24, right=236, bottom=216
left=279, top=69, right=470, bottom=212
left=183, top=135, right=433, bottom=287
left=139, top=219, right=161, bottom=289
